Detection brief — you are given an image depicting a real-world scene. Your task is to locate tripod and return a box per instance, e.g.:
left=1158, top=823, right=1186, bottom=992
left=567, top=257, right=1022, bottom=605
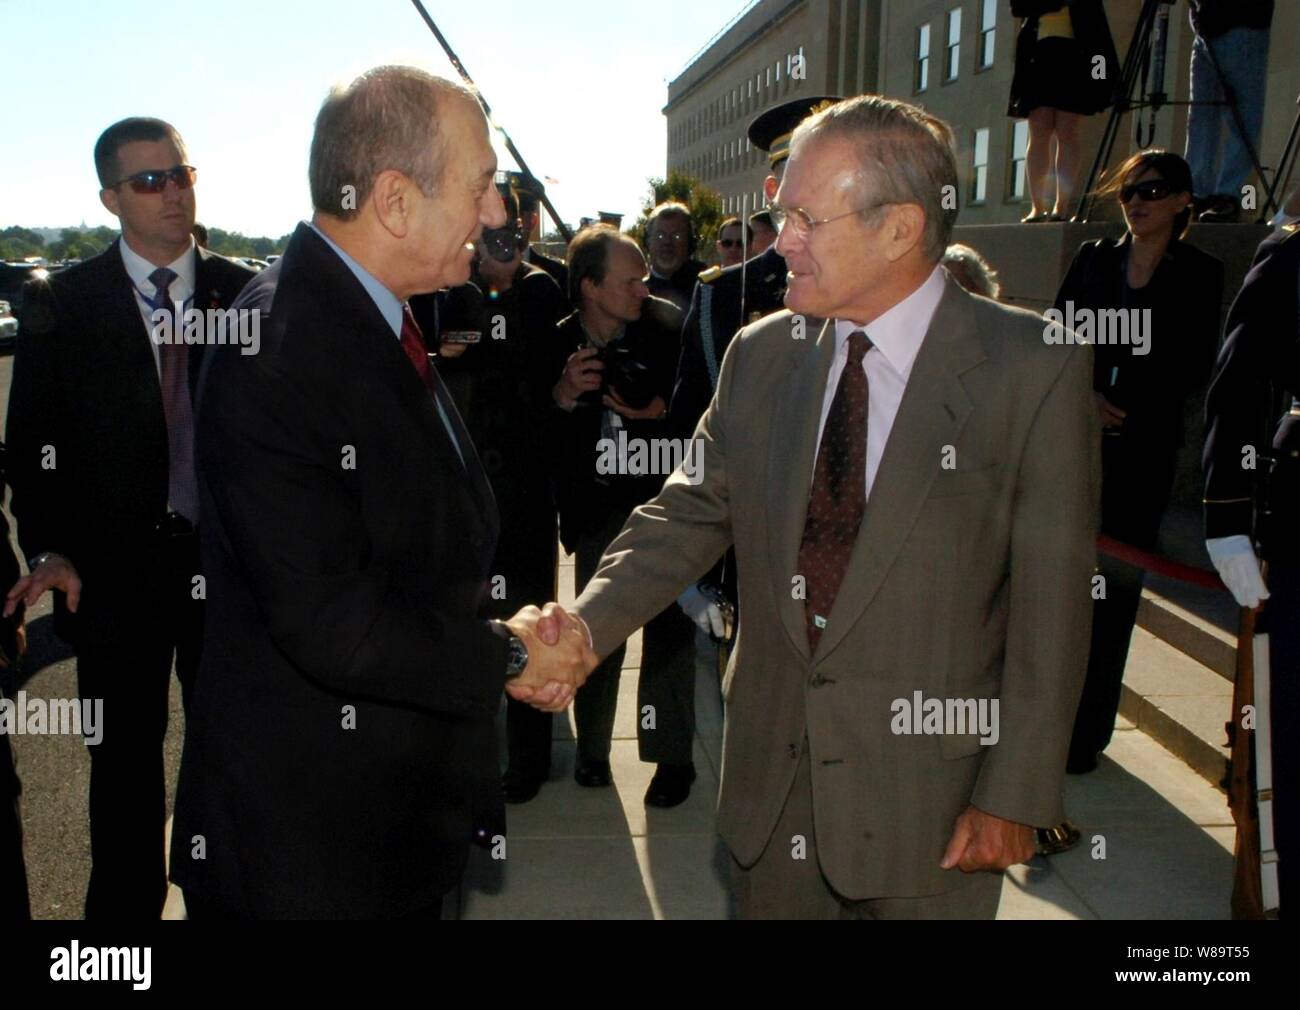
left=1075, top=0, right=1279, bottom=222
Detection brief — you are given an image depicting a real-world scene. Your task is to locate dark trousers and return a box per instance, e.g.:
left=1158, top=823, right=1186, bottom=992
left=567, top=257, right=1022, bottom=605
left=78, top=533, right=203, bottom=920
left=507, top=506, right=697, bottom=770
left=729, top=743, right=1003, bottom=919
left=1265, top=561, right=1298, bottom=913
left=0, top=730, right=30, bottom=921
left=185, top=891, right=443, bottom=921
left=1070, top=438, right=1176, bottom=764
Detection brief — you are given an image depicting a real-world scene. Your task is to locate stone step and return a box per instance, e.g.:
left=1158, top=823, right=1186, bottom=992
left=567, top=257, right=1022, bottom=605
left=1137, top=588, right=1238, bottom=684
left=1119, top=626, right=1232, bottom=792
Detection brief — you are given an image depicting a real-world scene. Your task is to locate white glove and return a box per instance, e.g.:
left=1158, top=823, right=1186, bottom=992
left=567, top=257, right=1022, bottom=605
left=677, top=584, right=725, bottom=638
left=1206, top=535, right=1270, bottom=609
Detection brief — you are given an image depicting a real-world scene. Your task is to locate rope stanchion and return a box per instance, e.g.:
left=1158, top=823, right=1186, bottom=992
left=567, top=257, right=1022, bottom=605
left=1096, top=534, right=1226, bottom=591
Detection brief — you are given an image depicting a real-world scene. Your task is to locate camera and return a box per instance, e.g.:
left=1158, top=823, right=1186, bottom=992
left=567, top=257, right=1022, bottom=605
left=577, top=343, right=658, bottom=410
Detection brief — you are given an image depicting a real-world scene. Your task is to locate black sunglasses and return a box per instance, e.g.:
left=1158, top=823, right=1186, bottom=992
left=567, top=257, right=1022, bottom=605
left=110, top=165, right=198, bottom=195
left=1120, top=179, right=1173, bottom=204
left=718, top=239, right=743, bottom=249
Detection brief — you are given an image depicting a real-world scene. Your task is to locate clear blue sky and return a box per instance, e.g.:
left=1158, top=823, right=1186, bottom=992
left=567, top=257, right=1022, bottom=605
left=0, top=0, right=746, bottom=236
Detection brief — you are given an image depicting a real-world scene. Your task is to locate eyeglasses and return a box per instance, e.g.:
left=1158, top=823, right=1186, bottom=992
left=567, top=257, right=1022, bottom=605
left=718, top=239, right=743, bottom=249
left=110, top=165, right=198, bottom=194
left=1120, top=179, right=1173, bottom=204
left=770, top=199, right=891, bottom=240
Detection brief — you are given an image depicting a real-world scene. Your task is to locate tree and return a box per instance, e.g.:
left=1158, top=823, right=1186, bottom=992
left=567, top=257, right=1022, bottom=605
left=0, top=226, right=46, bottom=261
left=628, top=170, right=724, bottom=256
left=46, top=226, right=117, bottom=262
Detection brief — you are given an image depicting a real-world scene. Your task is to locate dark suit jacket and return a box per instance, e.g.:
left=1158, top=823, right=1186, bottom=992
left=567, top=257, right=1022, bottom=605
left=648, top=259, right=706, bottom=314
left=1054, top=234, right=1223, bottom=449
left=5, top=240, right=254, bottom=645
left=1204, top=226, right=1300, bottom=557
left=547, top=298, right=683, bottom=553
left=169, top=223, right=511, bottom=918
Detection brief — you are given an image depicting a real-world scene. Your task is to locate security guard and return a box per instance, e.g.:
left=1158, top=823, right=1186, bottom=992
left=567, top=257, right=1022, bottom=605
left=669, top=95, right=840, bottom=652
left=1203, top=222, right=1300, bottom=912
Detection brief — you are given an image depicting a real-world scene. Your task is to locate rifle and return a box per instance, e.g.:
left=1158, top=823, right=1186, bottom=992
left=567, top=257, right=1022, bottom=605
left=1227, top=600, right=1280, bottom=918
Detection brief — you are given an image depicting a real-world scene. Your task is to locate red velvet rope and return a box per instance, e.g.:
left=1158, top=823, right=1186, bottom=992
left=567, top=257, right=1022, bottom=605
left=1097, top=535, right=1226, bottom=591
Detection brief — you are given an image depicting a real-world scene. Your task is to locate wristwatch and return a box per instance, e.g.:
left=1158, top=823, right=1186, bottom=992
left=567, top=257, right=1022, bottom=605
left=27, top=551, right=64, bottom=571
left=489, top=620, right=529, bottom=679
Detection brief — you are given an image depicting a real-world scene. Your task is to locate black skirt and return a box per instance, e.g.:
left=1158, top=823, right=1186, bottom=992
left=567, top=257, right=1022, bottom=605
left=1010, top=35, right=1103, bottom=116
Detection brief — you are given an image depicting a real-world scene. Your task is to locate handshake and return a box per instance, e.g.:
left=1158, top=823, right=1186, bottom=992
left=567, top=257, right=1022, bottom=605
left=501, top=603, right=600, bottom=712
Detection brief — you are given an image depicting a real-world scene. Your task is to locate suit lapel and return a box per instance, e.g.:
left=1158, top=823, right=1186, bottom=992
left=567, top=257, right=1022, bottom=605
left=813, top=280, right=986, bottom=662
left=766, top=317, right=835, bottom=661
left=96, top=241, right=167, bottom=413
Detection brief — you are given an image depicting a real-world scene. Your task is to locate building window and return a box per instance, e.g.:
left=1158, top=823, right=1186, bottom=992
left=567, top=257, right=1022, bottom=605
left=945, top=8, right=961, bottom=82
left=971, top=128, right=989, bottom=204
left=916, top=24, right=931, bottom=92
left=1010, top=119, right=1029, bottom=199
left=979, top=0, right=996, bottom=69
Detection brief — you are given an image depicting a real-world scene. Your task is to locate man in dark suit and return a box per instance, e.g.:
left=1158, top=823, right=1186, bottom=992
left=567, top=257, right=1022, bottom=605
left=168, top=66, right=594, bottom=920
left=3, top=117, right=254, bottom=919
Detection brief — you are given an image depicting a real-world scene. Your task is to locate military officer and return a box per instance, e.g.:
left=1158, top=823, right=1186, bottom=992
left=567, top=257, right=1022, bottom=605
left=1203, top=223, right=1300, bottom=912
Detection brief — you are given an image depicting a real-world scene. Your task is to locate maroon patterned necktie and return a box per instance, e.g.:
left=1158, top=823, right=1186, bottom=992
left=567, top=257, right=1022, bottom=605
left=797, top=330, right=872, bottom=653
left=150, top=266, right=199, bottom=523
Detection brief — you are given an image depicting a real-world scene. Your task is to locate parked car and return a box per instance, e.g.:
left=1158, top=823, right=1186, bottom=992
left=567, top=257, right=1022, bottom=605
left=0, top=262, right=58, bottom=350
left=0, top=299, right=17, bottom=350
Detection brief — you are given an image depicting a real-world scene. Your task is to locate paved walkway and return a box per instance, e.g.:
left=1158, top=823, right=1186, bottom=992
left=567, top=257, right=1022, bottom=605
left=451, top=556, right=1236, bottom=920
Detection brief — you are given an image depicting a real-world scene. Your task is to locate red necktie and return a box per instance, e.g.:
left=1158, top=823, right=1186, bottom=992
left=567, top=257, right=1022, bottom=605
left=797, top=330, right=871, bottom=653
left=400, top=304, right=435, bottom=389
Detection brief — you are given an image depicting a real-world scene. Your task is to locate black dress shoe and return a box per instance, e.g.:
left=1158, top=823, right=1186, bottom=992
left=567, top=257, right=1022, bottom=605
left=574, top=758, right=612, bottom=788
left=1066, top=751, right=1099, bottom=775
left=501, top=767, right=547, bottom=805
left=645, top=762, right=696, bottom=808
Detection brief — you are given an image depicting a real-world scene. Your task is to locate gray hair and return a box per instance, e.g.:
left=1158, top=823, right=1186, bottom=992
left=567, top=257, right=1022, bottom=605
left=646, top=201, right=693, bottom=244
left=942, top=243, right=1002, bottom=299
left=791, top=94, right=959, bottom=262
left=309, top=65, right=479, bottom=220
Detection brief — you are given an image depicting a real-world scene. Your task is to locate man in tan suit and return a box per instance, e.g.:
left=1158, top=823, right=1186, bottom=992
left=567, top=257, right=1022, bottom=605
left=551, top=95, right=1098, bottom=919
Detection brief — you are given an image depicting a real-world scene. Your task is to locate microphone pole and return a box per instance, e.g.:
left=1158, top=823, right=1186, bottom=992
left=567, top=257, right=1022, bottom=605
left=408, top=0, right=573, bottom=243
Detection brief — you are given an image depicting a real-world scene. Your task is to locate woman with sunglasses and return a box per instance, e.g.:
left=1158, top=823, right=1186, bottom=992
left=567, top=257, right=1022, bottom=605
left=1041, top=151, right=1223, bottom=852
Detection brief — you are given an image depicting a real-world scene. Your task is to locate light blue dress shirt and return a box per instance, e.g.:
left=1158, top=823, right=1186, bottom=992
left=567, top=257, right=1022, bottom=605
left=309, top=222, right=464, bottom=466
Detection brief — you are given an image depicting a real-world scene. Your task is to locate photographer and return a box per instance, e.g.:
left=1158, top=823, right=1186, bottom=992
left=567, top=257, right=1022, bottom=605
left=546, top=225, right=699, bottom=808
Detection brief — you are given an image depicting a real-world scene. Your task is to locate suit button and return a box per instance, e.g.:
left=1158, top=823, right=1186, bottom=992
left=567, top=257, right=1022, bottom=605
left=809, top=674, right=836, bottom=688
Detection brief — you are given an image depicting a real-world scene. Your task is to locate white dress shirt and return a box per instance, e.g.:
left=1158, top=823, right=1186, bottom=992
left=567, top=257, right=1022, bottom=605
left=814, top=264, right=947, bottom=500
left=119, top=236, right=196, bottom=375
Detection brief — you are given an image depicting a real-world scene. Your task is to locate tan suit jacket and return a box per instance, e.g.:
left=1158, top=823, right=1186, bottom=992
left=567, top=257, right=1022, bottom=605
left=574, top=273, right=1099, bottom=899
